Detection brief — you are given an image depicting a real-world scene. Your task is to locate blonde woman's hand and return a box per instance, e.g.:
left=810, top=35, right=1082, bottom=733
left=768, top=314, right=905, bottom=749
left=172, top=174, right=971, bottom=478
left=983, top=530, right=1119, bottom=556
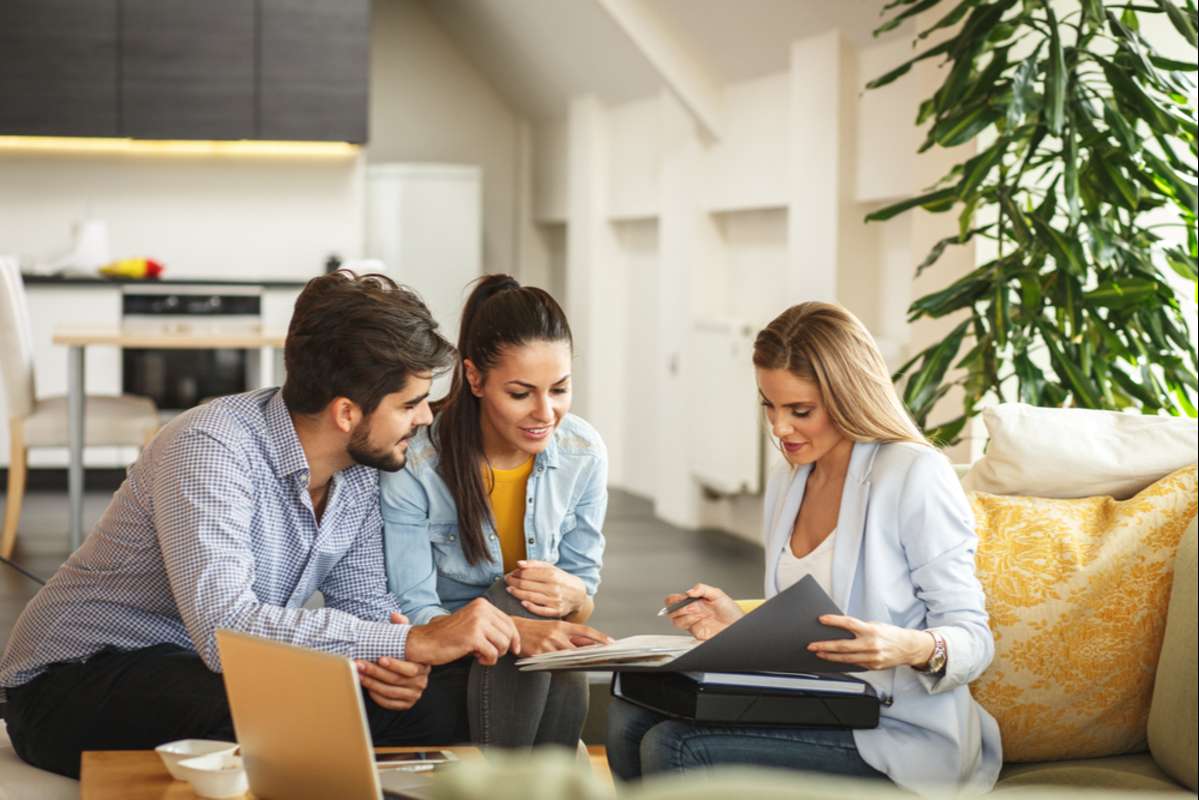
left=504, top=560, right=587, bottom=618
left=665, top=583, right=744, bottom=641
left=808, top=615, right=937, bottom=670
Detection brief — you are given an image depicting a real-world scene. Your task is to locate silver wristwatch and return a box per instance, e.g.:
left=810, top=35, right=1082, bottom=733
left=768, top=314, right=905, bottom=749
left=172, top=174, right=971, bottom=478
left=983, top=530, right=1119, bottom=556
left=917, top=629, right=947, bottom=675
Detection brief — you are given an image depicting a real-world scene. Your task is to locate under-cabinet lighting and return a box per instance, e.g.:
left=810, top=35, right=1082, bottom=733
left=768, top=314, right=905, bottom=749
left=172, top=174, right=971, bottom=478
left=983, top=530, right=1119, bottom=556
left=0, top=136, right=360, bottom=158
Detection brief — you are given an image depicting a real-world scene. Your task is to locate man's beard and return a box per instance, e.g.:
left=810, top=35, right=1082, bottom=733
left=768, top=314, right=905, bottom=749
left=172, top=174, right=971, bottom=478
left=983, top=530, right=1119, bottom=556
left=347, top=420, right=409, bottom=472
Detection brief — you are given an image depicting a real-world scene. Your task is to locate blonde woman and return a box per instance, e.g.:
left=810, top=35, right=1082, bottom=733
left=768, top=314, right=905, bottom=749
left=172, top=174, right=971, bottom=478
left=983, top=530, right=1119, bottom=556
left=606, top=303, right=1002, bottom=794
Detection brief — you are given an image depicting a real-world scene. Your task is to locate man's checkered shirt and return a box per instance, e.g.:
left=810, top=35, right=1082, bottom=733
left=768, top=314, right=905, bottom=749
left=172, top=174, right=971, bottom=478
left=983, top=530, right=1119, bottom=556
left=0, top=388, right=411, bottom=698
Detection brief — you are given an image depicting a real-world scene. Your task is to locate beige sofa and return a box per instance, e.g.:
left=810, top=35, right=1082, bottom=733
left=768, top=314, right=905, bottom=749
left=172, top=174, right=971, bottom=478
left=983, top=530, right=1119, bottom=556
left=431, top=518, right=1198, bottom=800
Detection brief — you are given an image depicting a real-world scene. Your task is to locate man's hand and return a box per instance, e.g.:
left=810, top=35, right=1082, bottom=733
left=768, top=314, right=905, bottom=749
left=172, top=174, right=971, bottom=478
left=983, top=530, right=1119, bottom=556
left=504, top=561, right=587, bottom=618
left=512, top=616, right=613, bottom=656
left=355, top=612, right=428, bottom=711
left=355, top=657, right=430, bottom=711
left=404, top=598, right=520, bottom=666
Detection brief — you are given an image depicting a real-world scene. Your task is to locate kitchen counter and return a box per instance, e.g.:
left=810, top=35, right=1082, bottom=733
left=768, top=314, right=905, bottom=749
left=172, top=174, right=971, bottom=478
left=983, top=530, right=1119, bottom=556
left=21, top=272, right=311, bottom=289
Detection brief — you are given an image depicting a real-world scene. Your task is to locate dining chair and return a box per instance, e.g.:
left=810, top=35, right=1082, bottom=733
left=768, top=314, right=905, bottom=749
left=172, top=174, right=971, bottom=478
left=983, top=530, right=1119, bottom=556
left=0, top=258, right=160, bottom=558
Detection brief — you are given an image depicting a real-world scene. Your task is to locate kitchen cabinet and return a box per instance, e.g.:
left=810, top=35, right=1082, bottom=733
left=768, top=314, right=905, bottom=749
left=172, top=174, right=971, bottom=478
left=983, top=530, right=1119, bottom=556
left=120, top=0, right=256, bottom=140
left=0, top=0, right=119, bottom=137
left=258, top=0, right=370, bottom=143
left=0, top=0, right=367, bottom=142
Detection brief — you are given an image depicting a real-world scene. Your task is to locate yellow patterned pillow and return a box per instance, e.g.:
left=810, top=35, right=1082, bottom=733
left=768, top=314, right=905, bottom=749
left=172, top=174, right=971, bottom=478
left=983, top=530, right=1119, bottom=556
left=969, top=465, right=1198, bottom=762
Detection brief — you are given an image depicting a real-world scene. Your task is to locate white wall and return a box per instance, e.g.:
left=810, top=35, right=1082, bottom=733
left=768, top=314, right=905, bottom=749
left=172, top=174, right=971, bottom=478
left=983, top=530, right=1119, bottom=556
left=530, top=25, right=982, bottom=542
left=0, top=153, right=363, bottom=280
left=369, top=0, right=520, bottom=278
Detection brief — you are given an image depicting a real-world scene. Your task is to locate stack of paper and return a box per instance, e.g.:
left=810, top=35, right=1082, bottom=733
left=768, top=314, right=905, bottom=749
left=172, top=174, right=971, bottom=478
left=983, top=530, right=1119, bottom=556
left=516, top=635, right=700, bottom=671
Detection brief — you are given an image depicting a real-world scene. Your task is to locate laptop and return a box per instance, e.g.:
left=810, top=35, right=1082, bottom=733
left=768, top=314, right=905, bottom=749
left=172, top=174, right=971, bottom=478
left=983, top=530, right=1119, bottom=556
left=216, top=629, right=442, bottom=800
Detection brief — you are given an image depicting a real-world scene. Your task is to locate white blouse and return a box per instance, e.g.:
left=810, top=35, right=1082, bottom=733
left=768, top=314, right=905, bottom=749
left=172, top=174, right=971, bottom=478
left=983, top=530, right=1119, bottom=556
left=775, top=528, right=836, bottom=597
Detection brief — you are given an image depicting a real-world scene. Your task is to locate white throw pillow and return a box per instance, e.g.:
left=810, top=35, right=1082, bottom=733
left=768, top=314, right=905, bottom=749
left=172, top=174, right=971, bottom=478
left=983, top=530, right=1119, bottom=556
left=961, top=403, right=1198, bottom=499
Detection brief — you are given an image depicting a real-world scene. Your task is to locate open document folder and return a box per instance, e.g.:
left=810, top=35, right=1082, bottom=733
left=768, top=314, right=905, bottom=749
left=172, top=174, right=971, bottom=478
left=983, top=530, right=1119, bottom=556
left=516, top=575, right=859, bottom=675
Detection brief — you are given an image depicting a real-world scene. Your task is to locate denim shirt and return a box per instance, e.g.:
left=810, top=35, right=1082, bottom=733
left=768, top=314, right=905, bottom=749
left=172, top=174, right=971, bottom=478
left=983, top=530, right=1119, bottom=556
left=381, top=413, right=608, bottom=625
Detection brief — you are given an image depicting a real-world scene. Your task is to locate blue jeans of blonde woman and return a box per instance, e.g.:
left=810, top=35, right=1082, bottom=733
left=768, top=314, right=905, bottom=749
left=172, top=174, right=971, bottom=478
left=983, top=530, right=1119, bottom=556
left=606, top=697, right=889, bottom=782
left=469, top=580, right=588, bottom=748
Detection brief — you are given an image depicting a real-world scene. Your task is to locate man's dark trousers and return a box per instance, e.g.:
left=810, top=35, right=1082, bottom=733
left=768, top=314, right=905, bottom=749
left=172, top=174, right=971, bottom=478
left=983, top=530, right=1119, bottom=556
left=4, top=643, right=469, bottom=779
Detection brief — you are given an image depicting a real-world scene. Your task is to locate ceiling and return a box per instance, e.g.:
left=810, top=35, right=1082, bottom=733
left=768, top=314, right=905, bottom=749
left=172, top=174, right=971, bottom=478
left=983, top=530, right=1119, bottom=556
left=420, top=0, right=907, bottom=121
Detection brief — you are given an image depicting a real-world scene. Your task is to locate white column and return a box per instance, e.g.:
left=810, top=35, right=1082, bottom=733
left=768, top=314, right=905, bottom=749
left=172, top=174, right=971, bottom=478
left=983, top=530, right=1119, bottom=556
left=565, top=95, right=627, bottom=485
left=787, top=31, right=852, bottom=305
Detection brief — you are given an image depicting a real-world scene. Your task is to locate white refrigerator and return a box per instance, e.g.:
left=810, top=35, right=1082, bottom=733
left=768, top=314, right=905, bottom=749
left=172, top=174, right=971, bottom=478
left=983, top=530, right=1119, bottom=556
left=365, top=163, right=482, bottom=397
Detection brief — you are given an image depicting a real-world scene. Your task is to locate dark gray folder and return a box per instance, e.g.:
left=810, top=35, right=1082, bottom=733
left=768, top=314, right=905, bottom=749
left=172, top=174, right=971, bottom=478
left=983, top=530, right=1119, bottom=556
left=650, top=574, right=859, bottom=674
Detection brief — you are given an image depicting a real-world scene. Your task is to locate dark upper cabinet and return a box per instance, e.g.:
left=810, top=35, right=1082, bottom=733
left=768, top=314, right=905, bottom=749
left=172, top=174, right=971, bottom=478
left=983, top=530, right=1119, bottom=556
left=0, top=0, right=119, bottom=137
left=0, top=0, right=368, bottom=142
left=258, top=0, right=370, bottom=143
left=120, top=0, right=256, bottom=140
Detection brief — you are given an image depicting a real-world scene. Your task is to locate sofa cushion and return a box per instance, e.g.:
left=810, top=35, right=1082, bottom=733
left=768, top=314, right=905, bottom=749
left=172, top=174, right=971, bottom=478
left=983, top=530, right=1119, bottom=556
left=995, top=753, right=1188, bottom=794
left=962, top=403, right=1198, bottom=500
left=1148, top=515, right=1198, bottom=791
left=969, top=466, right=1198, bottom=762
left=0, top=721, right=78, bottom=800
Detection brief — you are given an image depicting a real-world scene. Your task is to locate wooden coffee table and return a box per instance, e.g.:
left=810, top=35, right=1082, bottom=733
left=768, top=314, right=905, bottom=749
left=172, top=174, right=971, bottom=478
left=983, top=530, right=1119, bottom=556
left=80, top=746, right=483, bottom=799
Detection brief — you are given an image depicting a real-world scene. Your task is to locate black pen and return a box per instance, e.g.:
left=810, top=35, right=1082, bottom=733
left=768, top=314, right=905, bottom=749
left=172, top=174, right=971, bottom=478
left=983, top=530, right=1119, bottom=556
left=656, top=596, right=702, bottom=617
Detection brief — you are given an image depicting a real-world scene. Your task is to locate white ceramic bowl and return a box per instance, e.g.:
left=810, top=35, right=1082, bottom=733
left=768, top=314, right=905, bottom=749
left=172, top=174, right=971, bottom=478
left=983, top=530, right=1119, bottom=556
left=175, top=752, right=249, bottom=799
left=154, top=739, right=238, bottom=781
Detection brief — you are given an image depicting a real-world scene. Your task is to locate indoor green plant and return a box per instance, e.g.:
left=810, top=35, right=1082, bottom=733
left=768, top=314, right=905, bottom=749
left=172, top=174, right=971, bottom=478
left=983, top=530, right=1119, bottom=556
left=866, top=0, right=1198, bottom=444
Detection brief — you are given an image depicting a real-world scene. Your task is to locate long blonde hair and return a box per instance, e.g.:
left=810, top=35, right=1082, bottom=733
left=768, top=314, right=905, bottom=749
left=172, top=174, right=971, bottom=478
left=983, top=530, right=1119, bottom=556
left=752, top=302, right=930, bottom=447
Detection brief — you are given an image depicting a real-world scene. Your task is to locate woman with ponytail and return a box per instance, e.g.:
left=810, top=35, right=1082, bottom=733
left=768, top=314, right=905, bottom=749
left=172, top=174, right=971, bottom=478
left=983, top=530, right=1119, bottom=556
left=381, top=274, right=611, bottom=749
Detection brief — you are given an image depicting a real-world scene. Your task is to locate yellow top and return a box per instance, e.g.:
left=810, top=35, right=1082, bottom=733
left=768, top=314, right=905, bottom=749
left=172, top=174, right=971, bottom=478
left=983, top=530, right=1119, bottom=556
left=486, top=458, right=534, bottom=573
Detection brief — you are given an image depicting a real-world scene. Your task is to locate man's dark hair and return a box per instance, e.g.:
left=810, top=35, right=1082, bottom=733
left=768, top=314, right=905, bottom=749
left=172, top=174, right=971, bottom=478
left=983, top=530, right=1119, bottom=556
left=282, top=270, right=454, bottom=415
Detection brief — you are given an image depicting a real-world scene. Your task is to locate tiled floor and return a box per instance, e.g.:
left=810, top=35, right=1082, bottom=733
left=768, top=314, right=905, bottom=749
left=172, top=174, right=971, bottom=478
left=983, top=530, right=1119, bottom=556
left=1, top=483, right=765, bottom=656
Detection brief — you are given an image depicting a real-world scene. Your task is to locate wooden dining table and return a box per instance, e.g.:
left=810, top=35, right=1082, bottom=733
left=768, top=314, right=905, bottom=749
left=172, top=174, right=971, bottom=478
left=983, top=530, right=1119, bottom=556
left=52, top=327, right=287, bottom=551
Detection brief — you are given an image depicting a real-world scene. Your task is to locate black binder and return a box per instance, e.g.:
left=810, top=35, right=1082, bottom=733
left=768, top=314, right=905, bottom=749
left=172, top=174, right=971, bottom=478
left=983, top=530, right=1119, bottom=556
left=612, top=671, right=880, bottom=729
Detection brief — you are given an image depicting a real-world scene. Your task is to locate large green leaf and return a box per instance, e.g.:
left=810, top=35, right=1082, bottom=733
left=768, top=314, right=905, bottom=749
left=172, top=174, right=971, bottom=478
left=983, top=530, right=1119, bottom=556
left=865, top=40, right=953, bottom=89
left=1065, top=124, right=1080, bottom=224
left=1084, top=278, right=1162, bottom=307
left=903, top=319, right=971, bottom=417
left=930, top=103, right=1002, bottom=148
left=957, top=138, right=1008, bottom=198
left=917, top=0, right=979, bottom=40
left=915, top=227, right=989, bottom=277
left=1007, top=56, right=1041, bottom=127
left=1044, top=2, right=1067, bottom=134
left=1141, top=149, right=1199, bottom=212
left=875, top=0, right=946, bottom=36
left=926, top=415, right=969, bottom=447
left=1038, top=321, right=1103, bottom=408
left=1155, top=0, right=1199, bottom=46
left=866, top=187, right=958, bottom=222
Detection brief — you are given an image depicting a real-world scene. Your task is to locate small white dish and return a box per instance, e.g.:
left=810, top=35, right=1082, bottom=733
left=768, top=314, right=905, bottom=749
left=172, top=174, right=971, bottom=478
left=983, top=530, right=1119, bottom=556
left=154, top=739, right=239, bottom=781
left=175, top=752, right=249, bottom=799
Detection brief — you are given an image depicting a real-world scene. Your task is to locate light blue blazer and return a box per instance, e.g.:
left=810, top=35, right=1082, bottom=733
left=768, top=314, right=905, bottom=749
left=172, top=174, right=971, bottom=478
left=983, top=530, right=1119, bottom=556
left=762, top=440, right=1002, bottom=793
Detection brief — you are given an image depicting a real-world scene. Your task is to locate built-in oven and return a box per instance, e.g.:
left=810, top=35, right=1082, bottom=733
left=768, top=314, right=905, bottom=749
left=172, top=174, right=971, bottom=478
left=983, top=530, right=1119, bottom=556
left=121, top=285, right=263, bottom=413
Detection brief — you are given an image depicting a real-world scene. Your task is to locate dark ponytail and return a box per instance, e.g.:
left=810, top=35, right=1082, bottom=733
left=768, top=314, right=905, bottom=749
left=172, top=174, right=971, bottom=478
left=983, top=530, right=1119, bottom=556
left=434, top=274, right=572, bottom=565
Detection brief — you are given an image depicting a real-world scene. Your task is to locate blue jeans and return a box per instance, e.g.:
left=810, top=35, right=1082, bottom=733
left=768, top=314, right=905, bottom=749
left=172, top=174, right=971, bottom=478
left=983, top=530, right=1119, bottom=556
left=606, top=697, right=889, bottom=782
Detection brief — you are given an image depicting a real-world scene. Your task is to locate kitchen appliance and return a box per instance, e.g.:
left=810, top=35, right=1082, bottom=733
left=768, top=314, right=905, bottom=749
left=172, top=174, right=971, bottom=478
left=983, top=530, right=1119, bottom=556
left=121, top=285, right=262, bottom=412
